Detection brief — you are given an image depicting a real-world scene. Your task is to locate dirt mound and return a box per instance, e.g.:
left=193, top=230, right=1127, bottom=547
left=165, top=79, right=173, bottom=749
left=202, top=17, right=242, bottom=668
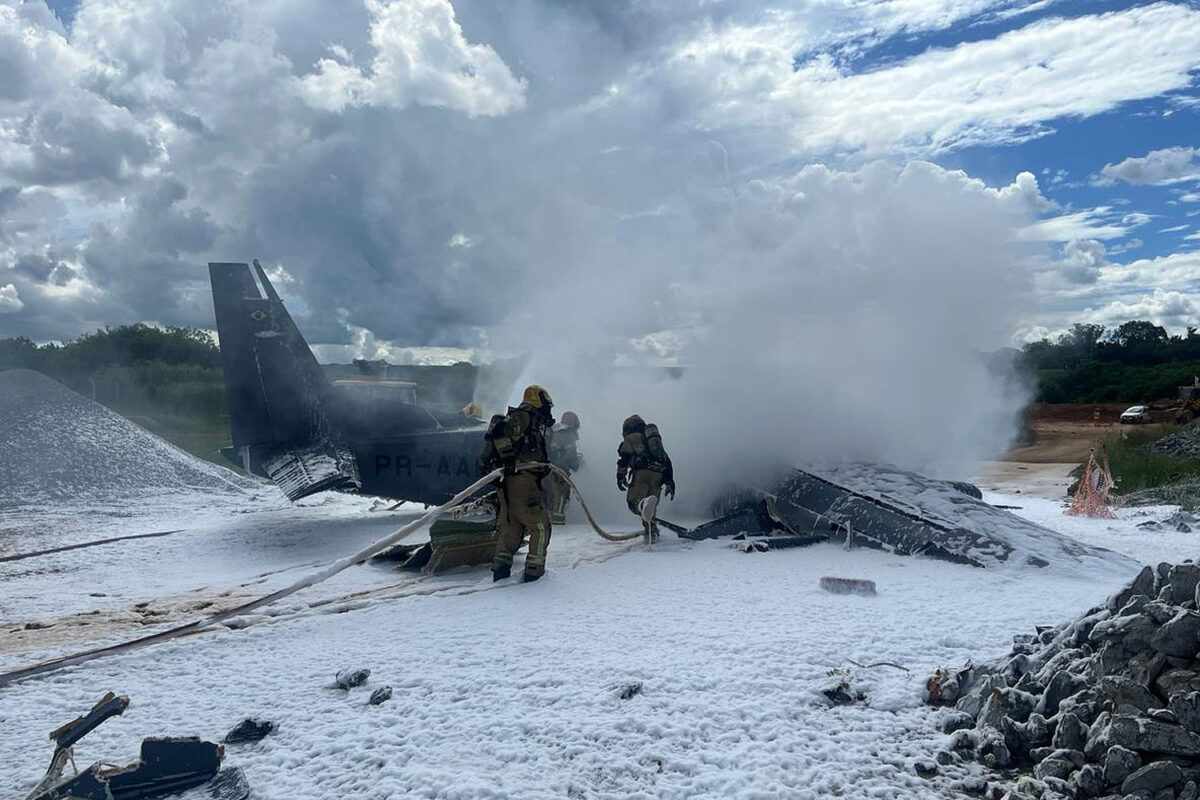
left=0, top=369, right=257, bottom=505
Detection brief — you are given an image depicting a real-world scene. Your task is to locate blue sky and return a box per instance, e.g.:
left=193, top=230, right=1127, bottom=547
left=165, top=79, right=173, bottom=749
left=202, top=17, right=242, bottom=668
left=2, top=0, right=1200, bottom=352
left=813, top=0, right=1200, bottom=265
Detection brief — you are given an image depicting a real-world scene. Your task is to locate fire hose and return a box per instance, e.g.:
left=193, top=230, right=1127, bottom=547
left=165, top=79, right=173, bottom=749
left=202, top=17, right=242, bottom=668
left=0, top=464, right=650, bottom=688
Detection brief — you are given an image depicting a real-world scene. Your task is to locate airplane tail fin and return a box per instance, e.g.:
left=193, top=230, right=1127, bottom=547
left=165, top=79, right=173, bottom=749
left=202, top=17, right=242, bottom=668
left=209, top=260, right=359, bottom=500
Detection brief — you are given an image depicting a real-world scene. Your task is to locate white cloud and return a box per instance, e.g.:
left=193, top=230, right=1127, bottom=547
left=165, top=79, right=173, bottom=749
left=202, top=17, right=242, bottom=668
left=666, top=3, right=1200, bottom=155
left=1108, top=238, right=1143, bottom=256
left=1181, top=193, right=1200, bottom=203
left=1024, top=248, right=1200, bottom=335
left=1058, top=239, right=1108, bottom=284
left=0, top=0, right=1196, bottom=363
left=0, top=283, right=23, bottom=313
left=297, top=0, right=526, bottom=117
left=1079, top=288, right=1200, bottom=331
left=1186, top=232, right=1200, bottom=241
left=1098, top=146, right=1200, bottom=185
left=1020, top=206, right=1134, bottom=242
left=1161, top=224, right=1190, bottom=233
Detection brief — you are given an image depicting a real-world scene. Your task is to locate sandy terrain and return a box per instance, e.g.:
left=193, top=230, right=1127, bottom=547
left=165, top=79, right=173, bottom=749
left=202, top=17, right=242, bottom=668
left=972, top=461, right=1077, bottom=499
left=973, top=405, right=1165, bottom=499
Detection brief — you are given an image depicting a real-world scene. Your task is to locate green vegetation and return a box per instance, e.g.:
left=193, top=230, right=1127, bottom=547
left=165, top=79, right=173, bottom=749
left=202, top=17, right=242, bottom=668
left=1035, top=362, right=1200, bottom=404
left=1100, top=427, right=1200, bottom=497
left=1023, top=321, right=1200, bottom=404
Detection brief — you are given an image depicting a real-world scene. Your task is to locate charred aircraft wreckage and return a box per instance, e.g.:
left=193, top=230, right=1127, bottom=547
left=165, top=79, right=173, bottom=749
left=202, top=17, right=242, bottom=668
left=209, top=261, right=1114, bottom=573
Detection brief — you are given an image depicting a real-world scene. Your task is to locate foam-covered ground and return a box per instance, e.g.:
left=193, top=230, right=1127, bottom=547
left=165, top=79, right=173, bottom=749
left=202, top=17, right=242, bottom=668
left=4, top=485, right=1190, bottom=799
left=0, top=377, right=1187, bottom=798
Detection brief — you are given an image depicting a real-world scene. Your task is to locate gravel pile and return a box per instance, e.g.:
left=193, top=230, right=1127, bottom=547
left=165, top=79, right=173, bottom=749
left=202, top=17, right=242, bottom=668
left=1152, top=425, right=1200, bottom=460
left=0, top=368, right=256, bottom=505
left=929, top=563, right=1200, bottom=799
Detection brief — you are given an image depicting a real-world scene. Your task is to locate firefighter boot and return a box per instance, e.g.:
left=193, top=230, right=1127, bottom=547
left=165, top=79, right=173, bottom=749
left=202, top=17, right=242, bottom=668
left=639, top=495, right=659, bottom=546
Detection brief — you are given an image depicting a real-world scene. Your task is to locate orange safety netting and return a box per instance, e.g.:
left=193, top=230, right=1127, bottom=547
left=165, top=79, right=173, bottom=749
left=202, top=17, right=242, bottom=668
left=1067, top=448, right=1116, bottom=518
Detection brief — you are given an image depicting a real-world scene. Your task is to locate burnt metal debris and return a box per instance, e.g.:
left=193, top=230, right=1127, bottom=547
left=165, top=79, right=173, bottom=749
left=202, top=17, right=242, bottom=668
left=223, top=717, right=275, bottom=744
left=658, top=464, right=1119, bottom=570
left=24, top=693, right=227, bottom=800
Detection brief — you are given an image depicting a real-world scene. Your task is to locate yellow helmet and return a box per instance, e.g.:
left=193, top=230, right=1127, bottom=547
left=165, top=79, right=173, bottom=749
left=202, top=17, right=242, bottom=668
left=522, top=384, right=553, bottom=409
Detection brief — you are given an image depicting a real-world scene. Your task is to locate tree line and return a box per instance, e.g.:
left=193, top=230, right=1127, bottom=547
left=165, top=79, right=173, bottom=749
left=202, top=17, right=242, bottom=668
left=1022, top=322, right=1200, bottom=404
left=3, top=319, right=1199, bottom=410
left=0, top=324, right=226, bottom=419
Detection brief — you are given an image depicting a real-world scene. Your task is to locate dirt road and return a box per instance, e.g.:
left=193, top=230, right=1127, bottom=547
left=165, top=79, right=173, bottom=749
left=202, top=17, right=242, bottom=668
left=974, top=405, right=1164, bottom=499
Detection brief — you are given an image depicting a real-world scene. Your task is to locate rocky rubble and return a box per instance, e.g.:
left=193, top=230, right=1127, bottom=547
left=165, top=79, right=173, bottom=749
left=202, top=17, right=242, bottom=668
left=1137, top=513, right=1200, bottom=534
left=929, top=563, right=1200, bottom=799
left=1152, top=424, right=1200, bottom=460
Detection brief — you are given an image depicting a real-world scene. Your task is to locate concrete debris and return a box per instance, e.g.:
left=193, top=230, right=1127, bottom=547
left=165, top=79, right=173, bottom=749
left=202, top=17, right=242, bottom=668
left=335, top=668, right=371, bottom=690
left=1123, top=760, right=1184, bottom=795
left=927, top=563, right=1200, bottom=798
left=1152, top=422, right=1200, bottom=460
left=223, top=718, right=275, bottom=744
left=819, top=576, right=877, bottom=596
left=368, top=687, right=393, bottom=706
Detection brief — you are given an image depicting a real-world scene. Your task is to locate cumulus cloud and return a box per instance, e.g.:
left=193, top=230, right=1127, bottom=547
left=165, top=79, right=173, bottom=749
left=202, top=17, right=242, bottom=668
left=1099, top=146, right=1200, bottom=185
left=0, top=283, right=22, bottom=313
left=297, top=0, right=526, bottom=116
left=1, top=0, right=1197, bottom=346
left=1058, top=239, right=1109, bottom=284
left=1079, top=289, right=1200, bottom=331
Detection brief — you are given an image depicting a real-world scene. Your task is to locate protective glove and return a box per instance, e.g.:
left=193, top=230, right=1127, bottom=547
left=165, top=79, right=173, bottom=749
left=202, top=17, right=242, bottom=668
left=665, top=481, right=676, bottom=501
left=617, top=474, right=629, bottom=491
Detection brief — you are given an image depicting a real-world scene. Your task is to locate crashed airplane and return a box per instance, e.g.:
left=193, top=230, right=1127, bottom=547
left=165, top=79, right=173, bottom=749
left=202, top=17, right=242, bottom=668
left=208, top=261, right=1118, bottom=571
left=210, top=261, right=488, bottom=504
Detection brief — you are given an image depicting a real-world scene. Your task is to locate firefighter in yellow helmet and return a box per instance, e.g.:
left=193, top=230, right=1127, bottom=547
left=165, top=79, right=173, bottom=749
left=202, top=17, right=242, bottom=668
left=547, top=410, right=582, bottom=524
left=616, top=414, right=674, bottom=543
left=478, top=385, right=555, bottom=582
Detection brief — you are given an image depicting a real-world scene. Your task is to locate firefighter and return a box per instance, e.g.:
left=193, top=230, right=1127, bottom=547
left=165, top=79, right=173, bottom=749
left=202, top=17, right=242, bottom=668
left=547, top=411, right=582, bottom=524
left=461, top=401, right=485, bottom=422
left=616, top=414, right=675, bottom=543
left=479, top=385, right=556, bottom=582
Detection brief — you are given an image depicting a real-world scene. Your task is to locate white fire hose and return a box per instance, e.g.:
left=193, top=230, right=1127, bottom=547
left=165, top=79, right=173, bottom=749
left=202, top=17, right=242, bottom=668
left=0, top=464, right=651, bottom=688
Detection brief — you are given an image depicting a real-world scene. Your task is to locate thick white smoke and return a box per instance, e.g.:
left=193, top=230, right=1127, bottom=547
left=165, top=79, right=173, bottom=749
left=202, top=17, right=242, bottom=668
left=490, top=160, right=1040, bottom=511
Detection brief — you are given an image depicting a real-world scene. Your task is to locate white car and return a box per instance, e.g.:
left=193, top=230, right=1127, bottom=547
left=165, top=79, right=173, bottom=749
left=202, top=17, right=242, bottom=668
left=1120, top=405, right=1151, bottom=424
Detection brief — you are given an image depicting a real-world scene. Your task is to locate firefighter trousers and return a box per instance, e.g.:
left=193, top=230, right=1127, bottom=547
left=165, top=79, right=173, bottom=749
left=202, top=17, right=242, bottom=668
left=493, top=472, right=552, bottom=578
